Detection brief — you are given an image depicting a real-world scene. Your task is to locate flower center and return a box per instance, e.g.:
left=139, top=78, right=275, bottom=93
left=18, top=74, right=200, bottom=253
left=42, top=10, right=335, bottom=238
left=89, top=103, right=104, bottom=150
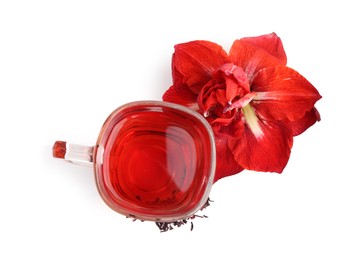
left=198, top=63, right=251, bottom=117
left=197, top=63, right=262, bottom=138
left=223, top=92, right=257, bottom=113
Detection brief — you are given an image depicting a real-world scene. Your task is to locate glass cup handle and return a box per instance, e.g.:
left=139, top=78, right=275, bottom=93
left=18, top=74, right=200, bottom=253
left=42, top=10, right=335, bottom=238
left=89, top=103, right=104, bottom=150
left=52, top=141, right=94, bottom=167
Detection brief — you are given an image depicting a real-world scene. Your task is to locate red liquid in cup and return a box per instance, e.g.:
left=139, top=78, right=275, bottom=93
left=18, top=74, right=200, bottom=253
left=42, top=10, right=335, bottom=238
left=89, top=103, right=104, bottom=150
left=94, top=103, right=215, bottom=221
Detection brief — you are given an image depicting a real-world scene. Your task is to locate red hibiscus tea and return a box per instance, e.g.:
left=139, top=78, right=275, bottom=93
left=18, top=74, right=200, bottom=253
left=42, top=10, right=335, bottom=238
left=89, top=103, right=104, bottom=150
left=93, top=101, right=216, bottom=221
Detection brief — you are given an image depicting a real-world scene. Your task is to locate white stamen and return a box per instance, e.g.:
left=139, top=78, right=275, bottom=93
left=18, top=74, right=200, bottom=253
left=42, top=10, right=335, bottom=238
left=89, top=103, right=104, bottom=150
left=242, top=104, right=264, bottom=140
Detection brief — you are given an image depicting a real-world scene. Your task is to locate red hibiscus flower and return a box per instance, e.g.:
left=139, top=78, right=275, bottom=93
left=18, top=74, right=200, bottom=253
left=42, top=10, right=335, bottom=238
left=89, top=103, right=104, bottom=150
left=163, top=33, right=321, bottom=182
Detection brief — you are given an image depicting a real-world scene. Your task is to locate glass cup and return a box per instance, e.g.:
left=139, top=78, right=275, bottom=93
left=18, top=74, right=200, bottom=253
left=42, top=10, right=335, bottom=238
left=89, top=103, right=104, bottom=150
left=53, top=101, right=216, bottom=222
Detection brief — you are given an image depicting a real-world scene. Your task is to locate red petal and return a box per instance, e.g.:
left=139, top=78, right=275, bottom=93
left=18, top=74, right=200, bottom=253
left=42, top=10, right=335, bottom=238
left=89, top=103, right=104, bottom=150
left=228, top=116, right=293, bottom=173
left=252, top=66, right=322, bottom=122
left=226, top=92, right=257, bottom=111
left=210, top=110, right=245, bottom=139
left=240, top=33, right=287, bottom=63
left=197, top=81, right=225, bottom=114
left=291, top=107, right=321, bottom=136
left=162, top=84, right=198, bottom=107
left=214, top=63, right=250, bottom=101
left=172, top=41, right=228, bottom=93
left=215, top=88, right=228, bottom=107
left=229, top=39, right=285, bottom=80
left=214, top=139, right=244, bottom=182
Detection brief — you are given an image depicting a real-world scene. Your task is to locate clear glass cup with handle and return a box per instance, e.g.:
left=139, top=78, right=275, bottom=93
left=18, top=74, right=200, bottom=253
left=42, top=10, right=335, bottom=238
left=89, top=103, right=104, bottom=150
left=53, top=101, right=216, bottom=222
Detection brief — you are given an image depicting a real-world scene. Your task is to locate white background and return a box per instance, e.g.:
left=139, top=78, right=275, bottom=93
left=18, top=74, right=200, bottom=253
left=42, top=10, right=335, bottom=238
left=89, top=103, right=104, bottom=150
left=1, top=0, right=356, bottom=259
